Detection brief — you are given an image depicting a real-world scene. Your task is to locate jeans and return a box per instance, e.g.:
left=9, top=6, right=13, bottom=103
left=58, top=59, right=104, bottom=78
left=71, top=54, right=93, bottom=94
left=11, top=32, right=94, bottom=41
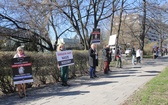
left=90, top=66, right=96, bottom=78
left=132, top=55, right=135, bottom=65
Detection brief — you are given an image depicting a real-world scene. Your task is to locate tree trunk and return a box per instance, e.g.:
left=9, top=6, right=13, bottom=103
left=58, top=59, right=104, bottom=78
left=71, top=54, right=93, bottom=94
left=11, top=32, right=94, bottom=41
left=114, top=0, right=124, bottom=60
left=140, top=0, right=146, bottom=51
left=110, top=0, right=116, bottom=35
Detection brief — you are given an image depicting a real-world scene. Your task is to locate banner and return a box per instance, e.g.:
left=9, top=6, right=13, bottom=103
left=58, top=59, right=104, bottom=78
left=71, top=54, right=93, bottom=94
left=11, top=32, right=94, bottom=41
left=56, top=50, right=74, bottom=67
left=11, top=57, right=33, bottom=85
left=91, top=28, right=100, bottom=44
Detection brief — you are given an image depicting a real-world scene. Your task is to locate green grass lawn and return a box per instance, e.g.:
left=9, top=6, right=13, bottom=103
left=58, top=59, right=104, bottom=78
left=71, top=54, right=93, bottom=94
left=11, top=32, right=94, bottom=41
left=143, top=54, right=153, bottom=59
left=124, top=67, right=168, bottom=105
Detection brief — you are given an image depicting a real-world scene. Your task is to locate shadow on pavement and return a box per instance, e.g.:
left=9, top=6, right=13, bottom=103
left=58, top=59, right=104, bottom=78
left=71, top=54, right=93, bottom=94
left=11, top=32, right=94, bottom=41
left=56, top=90, right=90, bottom=96
left=32, top=90, right=90, bottom=97
left=105, top=75, right=135, bottom=78
left=132, top=66, right=142, bottom=68
left=81, top=81, right=117, bottom=86
left=145, top=70, right=161, bottom=73
left=137, top=74, right=158, bottom=77
left=0, top=90, right=90, bottom=105
left=111, top=69, right=140, bottom=75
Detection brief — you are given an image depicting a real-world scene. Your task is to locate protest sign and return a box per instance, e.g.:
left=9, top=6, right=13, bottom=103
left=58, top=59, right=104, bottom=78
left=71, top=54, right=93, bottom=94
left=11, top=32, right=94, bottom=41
left=56, top=50, right=74, bottom=67
left=91, top=28, right=100, bottom=44
left=11, top=57, right=33, bottom=85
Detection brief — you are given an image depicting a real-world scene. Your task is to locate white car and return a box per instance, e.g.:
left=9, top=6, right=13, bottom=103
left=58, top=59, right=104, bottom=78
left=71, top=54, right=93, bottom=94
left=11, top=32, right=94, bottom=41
left=125, top=49, right=131, bottom=56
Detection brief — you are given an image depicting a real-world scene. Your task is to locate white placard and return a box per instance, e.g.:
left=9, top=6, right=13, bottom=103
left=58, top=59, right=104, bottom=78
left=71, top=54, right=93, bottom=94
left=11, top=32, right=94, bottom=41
left=56, top=50, right=74, bottom=67
left=108, top=34, right=117, bottom=45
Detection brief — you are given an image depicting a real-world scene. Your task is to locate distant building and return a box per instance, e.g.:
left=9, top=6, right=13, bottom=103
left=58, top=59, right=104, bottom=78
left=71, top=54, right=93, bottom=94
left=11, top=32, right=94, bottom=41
left=112, top=13, right=168, bottom=47
left=57, top=38, right=82, bottom=49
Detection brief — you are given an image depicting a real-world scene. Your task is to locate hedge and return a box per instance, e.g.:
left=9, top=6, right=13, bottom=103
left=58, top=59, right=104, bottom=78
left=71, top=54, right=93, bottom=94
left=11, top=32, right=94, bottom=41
left=0, top=50, right=90, bottom=94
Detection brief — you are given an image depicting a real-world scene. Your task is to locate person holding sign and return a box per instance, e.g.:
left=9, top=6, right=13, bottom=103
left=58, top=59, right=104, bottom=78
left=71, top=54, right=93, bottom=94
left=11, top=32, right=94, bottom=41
left=88, top=43, right=98, bottom=78
left=57, top=43, right=70, bottom=86
left=13, top=46, right=27, bottom=98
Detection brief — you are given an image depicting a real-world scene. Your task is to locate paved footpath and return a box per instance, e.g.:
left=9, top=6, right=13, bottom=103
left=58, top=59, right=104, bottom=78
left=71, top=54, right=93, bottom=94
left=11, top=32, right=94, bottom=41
left=1, top=56, right=168, bottom=105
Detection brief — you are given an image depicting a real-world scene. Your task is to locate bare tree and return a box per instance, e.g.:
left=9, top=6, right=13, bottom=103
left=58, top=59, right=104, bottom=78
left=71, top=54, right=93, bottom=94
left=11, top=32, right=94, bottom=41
left=53, top=0, right=113, bottom=50
left=146, top=1, right=168, bottom=55
left=0, top=0, right=69, bottom=51
left=110, top=0, right=120, bottom=35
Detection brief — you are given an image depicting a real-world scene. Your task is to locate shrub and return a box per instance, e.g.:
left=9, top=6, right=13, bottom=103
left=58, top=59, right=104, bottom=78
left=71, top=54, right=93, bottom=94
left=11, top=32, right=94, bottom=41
left=144, top=42, right=157, bottom=55
left=0, top=52, right=15, bottom=94
left=0, top=51, right=90, bottom=94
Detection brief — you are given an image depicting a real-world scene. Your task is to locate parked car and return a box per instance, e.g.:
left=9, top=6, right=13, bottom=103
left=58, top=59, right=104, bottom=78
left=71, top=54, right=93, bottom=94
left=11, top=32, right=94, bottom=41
left=125, top=48, right=131, bottom=56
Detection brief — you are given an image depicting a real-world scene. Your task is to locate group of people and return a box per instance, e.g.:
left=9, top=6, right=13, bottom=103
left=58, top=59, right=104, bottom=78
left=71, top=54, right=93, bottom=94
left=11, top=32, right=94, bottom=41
left=131, top=46, right=143, bottom=65
left=88, top=44, right=123, bottom=78
left=152, top=46, right=168, bottom=59
left=14, top=44, right=70, bottom=98
left=102, top=45, right=112, bottom=74
left=14, top=43, right=143, bottom=98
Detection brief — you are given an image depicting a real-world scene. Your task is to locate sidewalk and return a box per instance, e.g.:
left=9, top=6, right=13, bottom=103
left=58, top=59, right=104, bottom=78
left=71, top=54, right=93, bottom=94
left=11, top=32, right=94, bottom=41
left=0, top=56, right=168, bottom=105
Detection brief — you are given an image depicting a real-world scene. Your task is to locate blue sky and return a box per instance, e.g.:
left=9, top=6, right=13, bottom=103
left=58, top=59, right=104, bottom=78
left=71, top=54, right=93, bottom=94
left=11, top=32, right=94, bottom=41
left=50, top=0, right=168, bottom=40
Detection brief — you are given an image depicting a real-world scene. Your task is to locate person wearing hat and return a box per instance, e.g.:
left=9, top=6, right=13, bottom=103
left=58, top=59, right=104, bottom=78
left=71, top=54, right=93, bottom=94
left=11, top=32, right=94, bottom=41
left=13, top=46, right=27, bottom=98
left=57, top=43, right=70, bottom=86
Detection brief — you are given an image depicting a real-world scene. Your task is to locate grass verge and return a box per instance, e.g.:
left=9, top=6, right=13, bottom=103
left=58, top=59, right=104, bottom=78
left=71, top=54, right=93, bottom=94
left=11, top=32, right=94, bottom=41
left=143, top=54, right=153, bottom=59
left=124, top=67, right=168, bottom=105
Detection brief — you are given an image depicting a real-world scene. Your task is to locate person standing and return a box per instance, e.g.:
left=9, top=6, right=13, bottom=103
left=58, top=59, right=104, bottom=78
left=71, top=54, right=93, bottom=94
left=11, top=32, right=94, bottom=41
left=102, top=45, right=111, bottom=74
left=152, top=47, right=157, bottom=59
left=57, top=43, right=70, bottom=86
left=13, top=46, right=27, bottom=98
left=88, top=43, right=98, bottom=78
left=131, top=46, right=136, bottom=65
left=106, top=45, right=112, bottom=72
left=116, top=47, right=122, bottom=68
left=136, top=48, right=141, bottom=64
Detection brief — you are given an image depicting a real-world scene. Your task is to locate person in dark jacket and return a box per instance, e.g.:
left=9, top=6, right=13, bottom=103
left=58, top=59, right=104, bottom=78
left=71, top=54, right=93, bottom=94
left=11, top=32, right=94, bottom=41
left=131, top=46, right=136, bottom=65
left=88, top=43, right=98, bottom=78
left=102, top=45, right=111, bottom=74
left=116, top=47, right=122, bottom=68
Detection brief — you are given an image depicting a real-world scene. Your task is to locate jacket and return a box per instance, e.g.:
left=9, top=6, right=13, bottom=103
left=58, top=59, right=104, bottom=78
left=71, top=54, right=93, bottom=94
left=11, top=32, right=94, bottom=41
left=102, top=48, right=111, bottom=62
left=88, top=48, right=97, bottom=67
